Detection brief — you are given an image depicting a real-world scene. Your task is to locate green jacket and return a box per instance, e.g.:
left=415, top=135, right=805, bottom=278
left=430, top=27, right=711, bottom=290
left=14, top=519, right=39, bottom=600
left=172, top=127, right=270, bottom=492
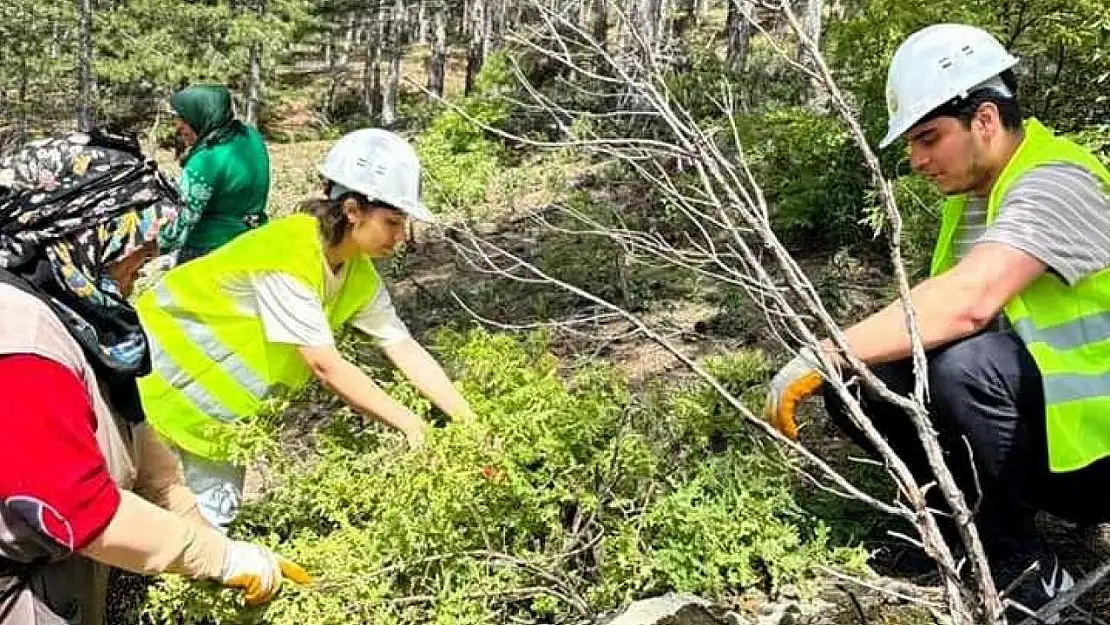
left=171, top=125, right=271, bottom=254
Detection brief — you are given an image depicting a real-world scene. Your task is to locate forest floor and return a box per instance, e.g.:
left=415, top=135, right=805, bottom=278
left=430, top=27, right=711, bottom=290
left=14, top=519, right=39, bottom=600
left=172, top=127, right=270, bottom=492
left=237, top=135, right=1110, bottom=623
left=128, top=48, right=1110, bottom=621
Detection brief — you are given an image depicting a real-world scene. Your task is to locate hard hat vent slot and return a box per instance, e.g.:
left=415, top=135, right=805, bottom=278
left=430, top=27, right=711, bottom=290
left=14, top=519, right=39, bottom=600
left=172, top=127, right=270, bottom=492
left=938, top=56, right=953, bottom=69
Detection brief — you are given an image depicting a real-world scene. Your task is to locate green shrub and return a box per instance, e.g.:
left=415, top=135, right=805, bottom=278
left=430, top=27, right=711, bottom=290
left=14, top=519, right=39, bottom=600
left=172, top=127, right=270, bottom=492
left=417, top=53, right=515, bottom=216
left=858, top=173, right=943, bottom=279
left=737, top=108, right=871, bottom=247
left=1070, top=124, right=1110, bottom=169
left=142, top=330, right=864, bottom=624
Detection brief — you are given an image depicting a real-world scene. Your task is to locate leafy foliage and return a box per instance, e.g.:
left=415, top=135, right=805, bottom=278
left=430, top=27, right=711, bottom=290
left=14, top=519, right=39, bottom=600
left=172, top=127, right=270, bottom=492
left=735, top=108, right=871, bottom=246
left=0, top=1, right=79, bottom=127
left=828, top=0, right=1110, bottom=145
left=141, top=330, right=864, bottom=624
left=416, top=54, right=516, bottom=216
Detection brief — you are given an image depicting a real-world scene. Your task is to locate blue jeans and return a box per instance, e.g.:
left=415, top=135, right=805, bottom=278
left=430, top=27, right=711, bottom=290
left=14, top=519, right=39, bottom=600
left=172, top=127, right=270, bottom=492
left=176, top=448, right=245, bottom=534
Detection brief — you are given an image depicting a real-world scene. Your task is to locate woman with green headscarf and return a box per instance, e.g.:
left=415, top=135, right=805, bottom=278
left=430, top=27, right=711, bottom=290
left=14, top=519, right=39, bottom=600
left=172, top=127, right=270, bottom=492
left=163, top=84, right=271, bottom=263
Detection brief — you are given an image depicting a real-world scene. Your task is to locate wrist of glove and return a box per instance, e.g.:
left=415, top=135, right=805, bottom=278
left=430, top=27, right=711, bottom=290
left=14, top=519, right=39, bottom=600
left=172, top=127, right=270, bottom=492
left=763, top=347, right=826, bottom=440
left=220, top=540, right=312, bottom=605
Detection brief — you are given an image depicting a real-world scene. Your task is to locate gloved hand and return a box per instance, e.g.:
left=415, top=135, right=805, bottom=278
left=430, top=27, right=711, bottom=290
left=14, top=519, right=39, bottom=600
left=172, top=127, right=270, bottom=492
left=763, top=348, right=824, bottom=439
left=220, top=541, right=313, bottom=605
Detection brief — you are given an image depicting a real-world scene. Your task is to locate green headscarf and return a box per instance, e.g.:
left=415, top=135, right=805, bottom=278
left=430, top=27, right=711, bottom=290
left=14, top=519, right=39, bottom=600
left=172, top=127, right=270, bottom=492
left=170, top=84, right=244, bottom=166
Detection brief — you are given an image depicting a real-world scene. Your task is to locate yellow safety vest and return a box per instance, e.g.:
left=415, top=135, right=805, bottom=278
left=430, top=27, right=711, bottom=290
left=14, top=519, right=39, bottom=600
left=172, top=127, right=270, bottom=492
left=931, top=118, right=1110, bottom=472
left=137, top=213, right=381, bottom=460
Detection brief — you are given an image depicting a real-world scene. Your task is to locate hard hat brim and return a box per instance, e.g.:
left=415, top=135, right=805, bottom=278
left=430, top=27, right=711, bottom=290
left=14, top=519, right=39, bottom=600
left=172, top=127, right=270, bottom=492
left=319, top=166, right=438, bottom=223
left=880, top=55, right=1019, bottom=150
left=402, top=200, right=437, bottom=223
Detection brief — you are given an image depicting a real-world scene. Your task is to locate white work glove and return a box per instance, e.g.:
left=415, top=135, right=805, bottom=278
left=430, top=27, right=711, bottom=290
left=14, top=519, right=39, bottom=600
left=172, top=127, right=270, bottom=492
left=220, top=540, right=312, bottom=605
left=762, top=348, right=825, bottom=439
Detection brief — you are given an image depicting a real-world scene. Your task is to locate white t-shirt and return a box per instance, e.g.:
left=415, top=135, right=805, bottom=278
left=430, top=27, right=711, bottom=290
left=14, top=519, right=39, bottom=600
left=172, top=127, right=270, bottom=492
left=224, top=258, right=410, bottom=347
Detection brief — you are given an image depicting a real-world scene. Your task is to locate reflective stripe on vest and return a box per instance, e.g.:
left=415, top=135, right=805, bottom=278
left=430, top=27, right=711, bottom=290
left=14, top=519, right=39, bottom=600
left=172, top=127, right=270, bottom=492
left=153, top=283, right=270, bottom=402
left=930, top=118, right=1110, bottom=472
left=138, top=214, right=381, bottom=460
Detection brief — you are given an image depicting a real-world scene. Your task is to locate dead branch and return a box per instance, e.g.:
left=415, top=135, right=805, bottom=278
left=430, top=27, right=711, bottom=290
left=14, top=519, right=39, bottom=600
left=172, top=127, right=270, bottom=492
left=412, top=0, right=1013, bottom=620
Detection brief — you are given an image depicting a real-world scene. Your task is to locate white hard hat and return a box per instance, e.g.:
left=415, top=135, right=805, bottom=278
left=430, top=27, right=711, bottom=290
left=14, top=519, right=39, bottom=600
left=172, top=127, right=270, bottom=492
left=318, top=128, right=435, bottom=222
left=880, top=24, right=1018, bottom=148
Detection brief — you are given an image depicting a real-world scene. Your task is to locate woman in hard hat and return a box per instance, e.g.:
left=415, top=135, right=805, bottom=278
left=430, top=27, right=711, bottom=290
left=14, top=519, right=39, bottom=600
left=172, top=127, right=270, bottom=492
left=162, top=84, right=271, bottom=263
left=763, top=23, right=1110, bottom=617
left=0, top=130, right=309, bottom=624
left=137, top=128, right=475, bottom=530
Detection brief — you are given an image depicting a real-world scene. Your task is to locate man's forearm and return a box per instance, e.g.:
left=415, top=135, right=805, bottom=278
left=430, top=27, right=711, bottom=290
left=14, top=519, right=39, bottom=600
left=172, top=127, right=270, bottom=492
left=832, top=275, right=985, bottom=365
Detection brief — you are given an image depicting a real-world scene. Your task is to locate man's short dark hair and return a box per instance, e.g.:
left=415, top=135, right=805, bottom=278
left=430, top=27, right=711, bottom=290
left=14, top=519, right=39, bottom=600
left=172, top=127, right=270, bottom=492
left=916, top=69, right=1023, bottom=132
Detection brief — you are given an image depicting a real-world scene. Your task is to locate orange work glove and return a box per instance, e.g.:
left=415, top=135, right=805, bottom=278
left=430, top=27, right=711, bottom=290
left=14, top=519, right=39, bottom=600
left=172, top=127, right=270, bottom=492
left=221, top=541, right=313, bottom=606
left=762, top=348, right=824, bottom=439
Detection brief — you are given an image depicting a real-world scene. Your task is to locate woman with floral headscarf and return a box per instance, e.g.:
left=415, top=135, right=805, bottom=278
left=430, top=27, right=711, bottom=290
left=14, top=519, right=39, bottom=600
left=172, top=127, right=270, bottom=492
left=162, top=84, right=271, bottom=263
left=0, top=130, right=308, bottom=625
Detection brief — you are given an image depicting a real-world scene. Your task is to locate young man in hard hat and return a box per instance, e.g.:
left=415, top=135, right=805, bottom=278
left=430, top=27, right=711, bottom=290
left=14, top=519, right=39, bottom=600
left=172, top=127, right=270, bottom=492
left=137, top=128, right=476, bottom=531
left=762, top=23, right=1110, bottom=616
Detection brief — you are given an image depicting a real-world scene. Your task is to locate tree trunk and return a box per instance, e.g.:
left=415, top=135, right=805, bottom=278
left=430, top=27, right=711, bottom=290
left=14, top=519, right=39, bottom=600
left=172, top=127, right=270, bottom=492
left=417, top=0, right=429, bottom=44
left=590, top=0, right=607, bottom=49
left=485, top=0, right=502, bottom=58
left=673, top=0, right=695, bottom=38
left=76, top=0, right=96, bottom=131
left=657, top=0, right=670, bottom=45
left=245, top=0, right=266, bottom=126
left=513, top=0, right=524, bottom=33
left=797, top=0, right=822, bottom=65
left=325, top=13, right=357, bottom=117
left=725, top=0, right=753, bottom=73
left=382, top=0, right=406, bottom=126
left=464, top=0, right=485, bottom=95
left=797, top=0, right=826, bottom=108
left=427, top=0, right=447, bottom=99
left=635, top=0, right=660, bottom=59
left=246, top=44, right=262, bottom=125
left=363, top=7, right=383, bottom=116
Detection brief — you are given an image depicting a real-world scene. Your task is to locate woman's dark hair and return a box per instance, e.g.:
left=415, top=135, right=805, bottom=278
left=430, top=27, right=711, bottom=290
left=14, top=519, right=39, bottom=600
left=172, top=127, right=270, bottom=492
left=301, top=181, right=401, bottom=246
left=917, top=69, right=1023, bottom=132
left=302, top=182, right=362, bottom=247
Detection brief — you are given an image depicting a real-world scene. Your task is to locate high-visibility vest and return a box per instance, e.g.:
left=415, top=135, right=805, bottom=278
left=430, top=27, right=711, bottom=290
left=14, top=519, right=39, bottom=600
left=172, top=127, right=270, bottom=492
left=931, top=118, right=1110, bottom=472
left=137, top=213, right=380, bottom=460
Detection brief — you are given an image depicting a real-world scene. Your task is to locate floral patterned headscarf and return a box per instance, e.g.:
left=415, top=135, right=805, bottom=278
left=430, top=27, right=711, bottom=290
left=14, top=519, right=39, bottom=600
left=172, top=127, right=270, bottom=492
left=0, top=130, right=184, bottom=420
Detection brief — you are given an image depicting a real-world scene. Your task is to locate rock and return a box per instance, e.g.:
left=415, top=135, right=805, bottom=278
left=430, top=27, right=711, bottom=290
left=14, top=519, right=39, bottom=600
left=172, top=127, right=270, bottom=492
left=604, top=593, right=747, bottom=625
left=755, top=601, right=800, bottom=625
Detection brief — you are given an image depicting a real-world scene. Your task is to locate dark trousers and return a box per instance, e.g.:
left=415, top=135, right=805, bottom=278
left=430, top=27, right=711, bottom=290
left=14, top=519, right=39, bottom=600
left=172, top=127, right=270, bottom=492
left=823, top=331, right=1110, bottom=560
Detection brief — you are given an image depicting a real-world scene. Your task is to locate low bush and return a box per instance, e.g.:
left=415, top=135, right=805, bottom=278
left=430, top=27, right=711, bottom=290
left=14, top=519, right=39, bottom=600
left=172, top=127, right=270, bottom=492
left=141, top=329, right=865, bottom=624
left=735, top=107, right=872, bottom=248
left=416, top=54, right=515, bottom=216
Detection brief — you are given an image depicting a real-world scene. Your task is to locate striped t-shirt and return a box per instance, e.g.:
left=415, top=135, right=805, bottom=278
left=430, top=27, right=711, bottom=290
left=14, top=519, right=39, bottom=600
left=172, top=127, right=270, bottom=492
left=955, top=163, right=1110, bottom=285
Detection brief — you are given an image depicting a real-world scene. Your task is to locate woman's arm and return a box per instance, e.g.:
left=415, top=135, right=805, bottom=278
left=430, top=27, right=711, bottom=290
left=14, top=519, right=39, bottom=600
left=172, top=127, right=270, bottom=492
left=158, top=163, right=212, bottom=253
left=298, top=344, right=429, bottom=445
left=0, top=354, right=224, bottom=578
left=382, top=338, right=475, bottom=423
left=348, top=289, right=475, bottom=424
